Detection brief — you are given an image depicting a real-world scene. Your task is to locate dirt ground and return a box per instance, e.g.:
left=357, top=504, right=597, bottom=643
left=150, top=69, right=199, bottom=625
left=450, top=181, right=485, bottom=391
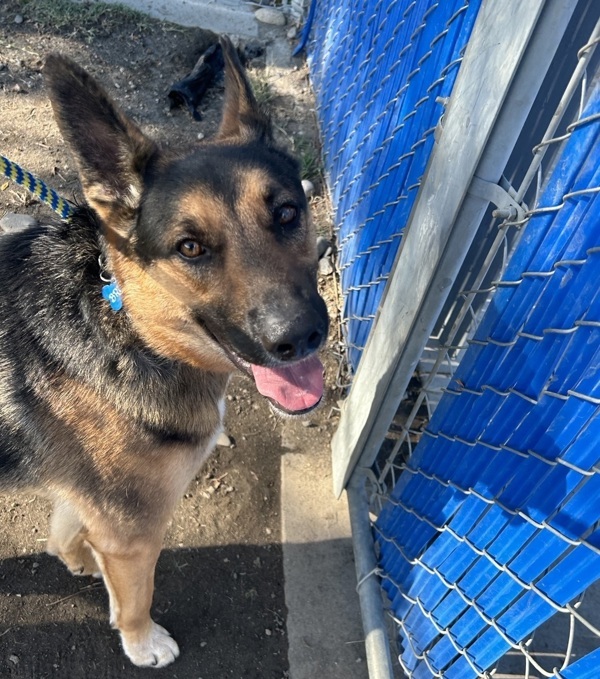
left=0, top=2, right=342, bottom=677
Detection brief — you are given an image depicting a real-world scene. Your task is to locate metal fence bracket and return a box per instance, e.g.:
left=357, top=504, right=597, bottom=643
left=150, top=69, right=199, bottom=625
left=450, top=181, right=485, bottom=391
left=468, top=175, right=527, bottom=222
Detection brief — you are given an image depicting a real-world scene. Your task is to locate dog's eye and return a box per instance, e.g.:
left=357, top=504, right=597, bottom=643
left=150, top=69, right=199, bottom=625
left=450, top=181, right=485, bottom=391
left=178, top=239, right=209, bottom=259
left=276, top=204, right=298, bottom=226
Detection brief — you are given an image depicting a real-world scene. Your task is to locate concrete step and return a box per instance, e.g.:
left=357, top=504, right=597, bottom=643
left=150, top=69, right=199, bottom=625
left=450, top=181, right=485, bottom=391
left=91, top=0, right=260, bottom=37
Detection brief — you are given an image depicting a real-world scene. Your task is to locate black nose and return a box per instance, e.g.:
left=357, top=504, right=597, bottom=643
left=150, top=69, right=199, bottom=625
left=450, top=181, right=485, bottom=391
left=267, top=328, right=324, bottom=361
left=260, top=300, right=328, bottom=362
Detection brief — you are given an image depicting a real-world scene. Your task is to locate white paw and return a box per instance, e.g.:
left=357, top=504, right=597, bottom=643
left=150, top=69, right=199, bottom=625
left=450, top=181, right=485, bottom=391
left=121, top=622, right=180, bottom=668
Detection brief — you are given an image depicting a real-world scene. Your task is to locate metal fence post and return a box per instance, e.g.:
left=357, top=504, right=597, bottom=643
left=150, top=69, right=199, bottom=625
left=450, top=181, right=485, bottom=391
left=347, top=474, right=397, bottom=679
left=331, top=0, right=577, bottom=496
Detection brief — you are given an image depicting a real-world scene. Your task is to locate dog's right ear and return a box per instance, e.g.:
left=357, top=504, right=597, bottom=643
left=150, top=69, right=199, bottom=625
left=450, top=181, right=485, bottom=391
left=44, top=54, right=156, bottom=237
left=216, top=36, right=272, bottom=142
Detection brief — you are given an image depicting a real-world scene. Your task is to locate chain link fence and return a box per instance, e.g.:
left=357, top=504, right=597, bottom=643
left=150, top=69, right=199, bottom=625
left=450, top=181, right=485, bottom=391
left=375, top=42, right=600, bottom=674
left=308, top=0, right=481, bottom=371
left=306, top=0, right=600, bottom=677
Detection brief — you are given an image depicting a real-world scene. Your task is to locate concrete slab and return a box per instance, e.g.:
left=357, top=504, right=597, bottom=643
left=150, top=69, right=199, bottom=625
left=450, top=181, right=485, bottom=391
left=90, top=0, right=260, bottom=37
left=281, top=447, right=368, bottom=679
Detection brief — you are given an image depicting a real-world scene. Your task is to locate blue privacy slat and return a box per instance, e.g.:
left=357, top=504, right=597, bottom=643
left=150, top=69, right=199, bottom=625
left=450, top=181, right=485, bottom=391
left=405, top=606, right=439, bottom=654
left=435, top=541, right=477, bottom=583
left=512, top=465, right=583, bottom=524
left=505, top=530, right=568, bottom=583
left=552, top=326, right=600, bottom=396
left=549, top=474, right=600, bottom=540
left=561, top=409, right=600, bottom=471
left=450, top=604, right=487, bottom=650
left=444, top=656, right=480, bottom=679
left=497, top=457, right=556, bottom=510
left=464, top=626, right=512, bottom=670
left=559, top=647, right=600, bottom=678
left=466, top=504, right=511, bottom=550
left=413, top=662, right=441, bottom=679
left=496, top=589, right=556, bottom=643
left=430, top=589, right=468, bottom=630
left=421, top=532, right=461, bottom=571
left=485, top=516, right=537, bottom=566
left=537, top=542, right=600, bottom=607
left=420, top=575, right=457, bottom=612
left=427, top=634, right=462, bottom=674
left=462, top=109, right=600, bottom=354
left=448, top=495, right=490, bottom=535
left=401, top=643, right=420, bottom=675
left=504, top=397, right=572, bottom=457
left=475, top=570, right=522, bottom=619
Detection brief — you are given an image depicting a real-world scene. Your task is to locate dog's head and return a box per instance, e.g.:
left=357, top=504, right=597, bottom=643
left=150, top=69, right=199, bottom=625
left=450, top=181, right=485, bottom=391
left=43, top=39, right=328, bottom=415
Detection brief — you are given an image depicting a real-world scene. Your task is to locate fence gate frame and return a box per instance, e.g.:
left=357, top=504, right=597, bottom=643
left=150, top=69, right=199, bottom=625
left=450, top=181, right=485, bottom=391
left=327, top=0, right=584, bottom=676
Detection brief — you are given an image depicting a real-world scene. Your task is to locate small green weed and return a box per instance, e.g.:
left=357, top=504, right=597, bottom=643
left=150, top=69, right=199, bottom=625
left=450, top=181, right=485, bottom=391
left=248, top=72, right=277, bottom=109
left=293, top=137, right=323, bottom=182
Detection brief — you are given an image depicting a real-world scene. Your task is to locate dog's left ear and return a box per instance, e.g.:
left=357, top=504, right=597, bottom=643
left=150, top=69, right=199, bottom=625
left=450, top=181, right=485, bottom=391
left=216, top=36, right=272, bottom=142
left=44, top=54, right=156, bottom=238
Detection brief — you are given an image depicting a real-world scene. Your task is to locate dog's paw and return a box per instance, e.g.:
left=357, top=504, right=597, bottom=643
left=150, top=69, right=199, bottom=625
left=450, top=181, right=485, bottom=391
left=67, top=550, right=102, bottom=579
left=121, top=622, right=180, bottom=668
left=49, top=542, right=102, bottom=578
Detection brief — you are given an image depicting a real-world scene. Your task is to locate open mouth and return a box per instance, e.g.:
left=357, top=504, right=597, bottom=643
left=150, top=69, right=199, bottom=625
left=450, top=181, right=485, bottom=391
left=223, top=346, right=324, bottom=416
left=197, top=318, right=325, bottom=415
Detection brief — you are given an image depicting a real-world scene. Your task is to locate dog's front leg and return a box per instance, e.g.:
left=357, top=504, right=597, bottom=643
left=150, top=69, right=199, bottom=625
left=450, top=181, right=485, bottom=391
left=87, top=532, right=179, bottom=668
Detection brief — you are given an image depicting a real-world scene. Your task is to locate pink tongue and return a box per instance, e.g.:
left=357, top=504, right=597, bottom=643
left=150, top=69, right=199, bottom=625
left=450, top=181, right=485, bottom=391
left=251, top=354, right=324, bottom=412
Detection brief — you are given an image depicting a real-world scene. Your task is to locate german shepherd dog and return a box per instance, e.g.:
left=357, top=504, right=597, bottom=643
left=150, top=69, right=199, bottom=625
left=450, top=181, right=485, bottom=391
left=0, top=38, right=328, bottom=667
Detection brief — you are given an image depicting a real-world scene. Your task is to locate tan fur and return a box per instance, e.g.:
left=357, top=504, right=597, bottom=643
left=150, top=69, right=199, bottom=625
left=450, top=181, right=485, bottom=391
left=46, top=499, right=100, bottom=577
left=110, top=250, right=232, bottom=371
left=39, top=374, right=222, bottom=510
left=40, top=373, right=223, bottom=665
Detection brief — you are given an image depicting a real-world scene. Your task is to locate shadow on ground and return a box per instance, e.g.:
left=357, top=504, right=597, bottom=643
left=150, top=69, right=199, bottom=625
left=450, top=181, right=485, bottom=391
left=0, top=544, right=288, bottom=679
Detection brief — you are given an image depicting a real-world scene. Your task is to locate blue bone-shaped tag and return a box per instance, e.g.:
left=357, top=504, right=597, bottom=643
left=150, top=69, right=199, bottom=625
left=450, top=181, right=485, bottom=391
left=102, top=279, right=123, bottom=312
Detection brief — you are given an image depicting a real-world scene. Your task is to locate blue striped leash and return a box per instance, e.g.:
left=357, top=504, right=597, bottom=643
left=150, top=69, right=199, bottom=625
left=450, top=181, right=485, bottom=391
left=1, top=154, right=73, bottom=220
